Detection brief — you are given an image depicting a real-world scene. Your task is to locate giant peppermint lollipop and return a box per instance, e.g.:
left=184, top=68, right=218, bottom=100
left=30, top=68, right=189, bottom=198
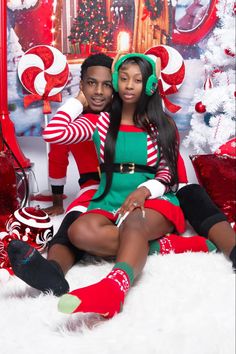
left=18, top=45, right=69, bottom=114
left=17, top=45, right=70, bottom=194
left=145, top=45, right=185, bottom=113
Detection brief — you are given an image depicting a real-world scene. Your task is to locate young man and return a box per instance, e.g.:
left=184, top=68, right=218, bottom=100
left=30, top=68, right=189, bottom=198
left=8, top=54, right=235, bottom=298
left=43, top=54, right=113, bottom=216
left=7, top=53, right=114, bottom=295
left=176, top=184, right=236, bottom=269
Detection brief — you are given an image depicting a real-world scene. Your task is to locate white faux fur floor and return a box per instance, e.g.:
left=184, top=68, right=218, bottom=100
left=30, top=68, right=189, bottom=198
left=0, top=236, right=235, bottom=354
left=0, top=141, right=235, bottom=354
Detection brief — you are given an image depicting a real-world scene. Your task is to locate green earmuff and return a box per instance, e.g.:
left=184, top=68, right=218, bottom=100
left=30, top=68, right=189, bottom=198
left=112, top=53, right=158, bottom=96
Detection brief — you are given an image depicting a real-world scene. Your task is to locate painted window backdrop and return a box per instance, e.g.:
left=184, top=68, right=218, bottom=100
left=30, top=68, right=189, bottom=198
left=7, top=0, right=219, bottom=136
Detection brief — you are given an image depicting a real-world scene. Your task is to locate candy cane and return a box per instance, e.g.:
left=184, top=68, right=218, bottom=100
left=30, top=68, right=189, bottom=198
left=145, top=45, right=185, bottom=113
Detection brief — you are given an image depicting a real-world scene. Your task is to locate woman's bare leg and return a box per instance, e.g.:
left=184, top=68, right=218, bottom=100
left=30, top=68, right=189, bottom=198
left=68, top=213, right=120, bottom=257
left=117, top=208, right=173, bottom=276
left=58, top=208, right=174, bottom=317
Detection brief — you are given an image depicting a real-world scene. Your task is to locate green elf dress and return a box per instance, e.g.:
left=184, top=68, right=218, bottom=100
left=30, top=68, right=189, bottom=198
left=85, top=113, right=185, bottom=234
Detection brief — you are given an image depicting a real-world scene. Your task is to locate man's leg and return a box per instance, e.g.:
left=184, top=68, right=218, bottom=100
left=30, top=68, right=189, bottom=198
left=7, top=211, right=83, bottom=295
left=176, top=184, right=236, bottom=268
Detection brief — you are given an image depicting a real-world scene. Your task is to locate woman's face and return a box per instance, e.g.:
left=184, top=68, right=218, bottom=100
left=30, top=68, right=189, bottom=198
left=118, top=62, right=143, bottom=104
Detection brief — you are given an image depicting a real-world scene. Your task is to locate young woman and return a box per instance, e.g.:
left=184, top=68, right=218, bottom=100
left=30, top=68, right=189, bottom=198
left=44, top=53, right=186, bottom=318
left=7, top=53, right=218, bottom=302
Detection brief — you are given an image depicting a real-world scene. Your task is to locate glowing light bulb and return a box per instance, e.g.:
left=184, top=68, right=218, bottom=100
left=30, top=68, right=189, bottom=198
left=117, top=31, right=130, bottom=52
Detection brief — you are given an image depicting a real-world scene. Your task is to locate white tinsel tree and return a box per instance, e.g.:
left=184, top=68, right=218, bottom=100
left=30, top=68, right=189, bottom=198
left=7, top=28, right=24, bottom=71
left=184, top=0, right=235, bottom=153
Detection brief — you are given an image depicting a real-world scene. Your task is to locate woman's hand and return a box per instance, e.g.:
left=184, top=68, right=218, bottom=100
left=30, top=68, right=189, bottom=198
left=119, top=186, right=151, bottom=216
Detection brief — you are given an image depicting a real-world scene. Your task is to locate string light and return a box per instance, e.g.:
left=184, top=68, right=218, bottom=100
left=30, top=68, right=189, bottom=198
left=51, top=0, right=57, bottom=46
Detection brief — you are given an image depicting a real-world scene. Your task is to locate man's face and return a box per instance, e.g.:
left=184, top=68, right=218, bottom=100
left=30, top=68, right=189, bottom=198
left=80, top=66, right=113, bottom=113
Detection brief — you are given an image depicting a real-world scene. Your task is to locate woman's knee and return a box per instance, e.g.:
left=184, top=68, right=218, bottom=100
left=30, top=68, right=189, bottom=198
left=68, top=218, right=90, bottom=246
left=120, top=212, right=147, bottom=237
left=120, top=209, right=173, bottom=239
left=67, top=217, right=102, bottom=249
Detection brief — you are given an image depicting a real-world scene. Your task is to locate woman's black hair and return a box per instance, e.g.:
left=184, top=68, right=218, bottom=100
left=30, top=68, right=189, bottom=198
left=96, top=56, right=179, bottom=200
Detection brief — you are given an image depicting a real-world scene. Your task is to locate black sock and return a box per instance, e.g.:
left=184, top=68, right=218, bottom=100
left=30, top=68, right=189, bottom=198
left=7, top=240, right=69, bottom=296
left=229, top=246, right=236, bottom=270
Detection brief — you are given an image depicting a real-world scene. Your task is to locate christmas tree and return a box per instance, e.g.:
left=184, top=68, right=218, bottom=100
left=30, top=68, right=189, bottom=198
left=7, top=28, right=24, bottom=71
left=68, top=0, right=114, bottom=52
left=184, top=0, right=235, bottom=153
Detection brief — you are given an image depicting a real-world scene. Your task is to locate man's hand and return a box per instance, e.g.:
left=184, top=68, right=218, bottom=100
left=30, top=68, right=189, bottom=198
left=76, top=91, right=88, bottom=110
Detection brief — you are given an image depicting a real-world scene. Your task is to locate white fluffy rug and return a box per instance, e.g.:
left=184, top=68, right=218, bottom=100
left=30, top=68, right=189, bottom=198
left=0, top=249, right=235, bottom=354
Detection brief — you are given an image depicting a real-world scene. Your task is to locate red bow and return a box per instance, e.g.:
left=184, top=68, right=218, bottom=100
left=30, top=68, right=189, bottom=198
left=158, top=80, right=181, bottom=113
left=141, top=6, right=151, bottom=21
left=23, top=92, right=62, bottom=114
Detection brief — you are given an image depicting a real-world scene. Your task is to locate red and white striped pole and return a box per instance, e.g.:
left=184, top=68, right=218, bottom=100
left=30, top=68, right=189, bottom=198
left=0, top=0, right=31, bottom=167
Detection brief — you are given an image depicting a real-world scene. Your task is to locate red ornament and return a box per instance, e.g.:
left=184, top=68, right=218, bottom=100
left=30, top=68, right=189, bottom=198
left=195, top=101, right=206, bottom=113
left=224, top=48, right=235, bottom=57
left=212, top=68, right=222, bottom=76
left=6, top=206, right=53, bottom=252
left=0, top=232, right=18, bottom=274
left=215, top=138, right=236, bottom=158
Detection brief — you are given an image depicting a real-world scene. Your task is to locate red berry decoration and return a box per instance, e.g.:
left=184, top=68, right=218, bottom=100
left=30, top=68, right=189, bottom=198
left=195, top=101, right=206, bottom=113
left=224, top=48, right=235, bottom=57
left=6, top=206, right=53, bottom=252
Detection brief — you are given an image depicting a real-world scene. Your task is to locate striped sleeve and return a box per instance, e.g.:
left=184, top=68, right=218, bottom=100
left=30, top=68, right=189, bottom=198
left=155, top=150, right=172, bottom=186
left=138, top=148, right=172, bottom=198
left=43, top=111, right=97, bottom=145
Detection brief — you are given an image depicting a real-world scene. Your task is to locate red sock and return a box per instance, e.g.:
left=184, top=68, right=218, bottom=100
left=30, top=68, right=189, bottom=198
left=58, top=262, right=134, bottom=319
left=149, top=234, right=217, bottom=255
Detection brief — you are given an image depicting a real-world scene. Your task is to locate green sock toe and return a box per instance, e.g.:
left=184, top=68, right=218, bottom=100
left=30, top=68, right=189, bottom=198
left=206, top=239, right=217, bottom=253
left=58, top=294, right=81, bottom=314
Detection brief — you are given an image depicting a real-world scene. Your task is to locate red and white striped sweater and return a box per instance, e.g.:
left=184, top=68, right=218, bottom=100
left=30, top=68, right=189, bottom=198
left=43, top=110, right=188, bottom=197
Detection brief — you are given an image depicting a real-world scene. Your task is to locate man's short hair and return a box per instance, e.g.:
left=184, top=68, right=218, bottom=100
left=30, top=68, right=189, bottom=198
left=81, top=53, right=113, bottom=79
